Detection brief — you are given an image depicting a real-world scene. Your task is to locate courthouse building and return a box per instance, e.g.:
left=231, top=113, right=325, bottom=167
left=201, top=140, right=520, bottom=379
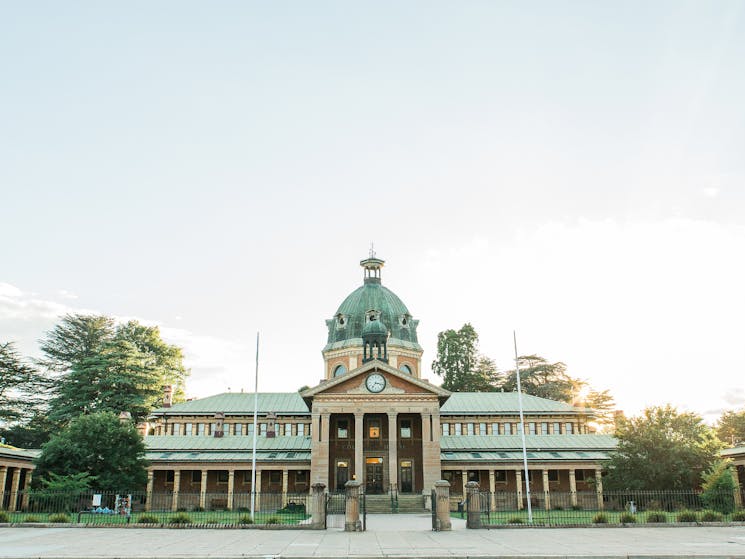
left=144, top=255, right=617, bottom=510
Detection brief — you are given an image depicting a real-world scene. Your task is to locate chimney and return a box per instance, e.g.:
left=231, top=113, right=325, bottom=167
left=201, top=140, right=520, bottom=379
left=163, top=385, right=173, bottom=408
left=213, top=412, right=225, bottom=437
left=266, top=412, right=276, bottom=438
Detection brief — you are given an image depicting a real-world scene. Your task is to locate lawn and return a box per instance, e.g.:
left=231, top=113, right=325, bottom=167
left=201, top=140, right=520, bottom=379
left=3, top=510, right=309, bottom=526
left=451, top=509, right=741, bottom=525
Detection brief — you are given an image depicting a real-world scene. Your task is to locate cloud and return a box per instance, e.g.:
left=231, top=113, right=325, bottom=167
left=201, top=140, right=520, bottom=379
left=702, top=186, right=720, bottom=198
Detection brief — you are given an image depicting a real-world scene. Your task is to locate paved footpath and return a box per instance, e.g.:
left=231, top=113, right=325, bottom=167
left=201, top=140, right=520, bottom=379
left=2, top=515, right=745, bottom=558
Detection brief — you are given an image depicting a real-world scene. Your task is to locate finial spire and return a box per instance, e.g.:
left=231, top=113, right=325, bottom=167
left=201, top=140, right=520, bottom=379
left=360, top=249, right=385, bottom=284
left=369, top=242, right=376, bottom=259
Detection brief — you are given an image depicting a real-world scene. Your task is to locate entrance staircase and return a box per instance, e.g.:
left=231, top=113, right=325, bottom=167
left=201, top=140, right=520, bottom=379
left=365, top=494, right=427, bottom=514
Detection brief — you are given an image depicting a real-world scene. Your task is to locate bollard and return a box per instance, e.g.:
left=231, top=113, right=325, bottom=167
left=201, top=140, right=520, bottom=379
left=434, top=480, right=452, bottom=531
left=344, top=480, right=363, bottom=532
left=311, top=483, right=326, bottom=528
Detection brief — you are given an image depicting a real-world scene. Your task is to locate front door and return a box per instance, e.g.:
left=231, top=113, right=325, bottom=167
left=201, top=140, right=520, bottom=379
left=365, top=457, right=384, bottom=494
left=400, top=460, right=413, bottom=493
left=336, top=460, right=349, bottom=491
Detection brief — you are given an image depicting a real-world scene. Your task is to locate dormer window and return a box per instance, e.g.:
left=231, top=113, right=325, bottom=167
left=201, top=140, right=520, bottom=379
left=333, top=364, right=347, bottom=377
left=335, top=314, right=347, bottom=329
left=365, top=309, right=381, bottom=323
left=400, top=314, right=410, bottom=327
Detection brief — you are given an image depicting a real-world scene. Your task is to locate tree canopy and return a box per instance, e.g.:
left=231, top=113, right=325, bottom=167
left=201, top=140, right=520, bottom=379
left=717, top=409, right=745, bottom=447
left=0, top=341, right=47, bottom=425
left=33, top=412, right=148, bottom=491
left=602, top=405, right=723, bottom=490
left=497, top=355, right=580, bottom=402
left=431, top=324, right=497, bottom=391
left=41, top=314, right=188, bottom=424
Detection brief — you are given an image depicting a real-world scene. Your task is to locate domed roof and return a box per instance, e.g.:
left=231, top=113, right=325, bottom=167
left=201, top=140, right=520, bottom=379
left=324, top=256, right=421, bottom=351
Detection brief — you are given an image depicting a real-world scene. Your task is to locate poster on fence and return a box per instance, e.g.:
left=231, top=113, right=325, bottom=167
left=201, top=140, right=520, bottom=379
left=115, top=494, right=132, bottom=515
left=92, top=494, right=102, bottom=507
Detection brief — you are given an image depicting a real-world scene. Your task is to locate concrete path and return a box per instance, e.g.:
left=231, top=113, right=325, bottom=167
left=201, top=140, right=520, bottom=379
left=1, top=518, right=745, bottom=558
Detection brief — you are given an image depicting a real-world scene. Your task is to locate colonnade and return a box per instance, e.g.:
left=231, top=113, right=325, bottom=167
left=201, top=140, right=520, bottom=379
left=0, top=465, right=34, bottom=512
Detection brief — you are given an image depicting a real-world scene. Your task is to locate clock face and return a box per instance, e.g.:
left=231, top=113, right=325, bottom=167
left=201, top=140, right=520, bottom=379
left=365, top=373, right=386, bottom=393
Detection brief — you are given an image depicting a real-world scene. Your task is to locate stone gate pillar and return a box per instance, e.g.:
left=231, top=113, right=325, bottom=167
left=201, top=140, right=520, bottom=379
left=344, top=480, right=363, bottom=532
left=466, top=481, right=481, bottom=529
left=434, top=480, right=452, bottom=531
left=311, top=482, right=326, bottom=528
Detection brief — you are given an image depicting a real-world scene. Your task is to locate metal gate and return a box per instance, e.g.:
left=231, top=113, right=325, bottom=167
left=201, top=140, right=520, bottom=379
left=325, top=491, right=366, bottom=531
left=431, top=489, right=438, bottom=530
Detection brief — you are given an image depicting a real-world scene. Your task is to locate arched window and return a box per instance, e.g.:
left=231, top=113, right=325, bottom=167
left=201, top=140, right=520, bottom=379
left=333, top=364, right=347, bottom=377
left=399, top=364, right=412, bottom=375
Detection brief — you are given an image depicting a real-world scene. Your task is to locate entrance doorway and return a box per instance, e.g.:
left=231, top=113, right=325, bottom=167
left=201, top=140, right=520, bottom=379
left=400, top=460, right=413, bottom=493
left=365, top=457, right=384, bottom=494
left=336, top=460, right=349, bottom=491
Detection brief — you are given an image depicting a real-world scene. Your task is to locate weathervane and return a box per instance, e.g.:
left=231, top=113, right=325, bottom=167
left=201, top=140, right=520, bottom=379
left=369, top=242, right=376, bottom=259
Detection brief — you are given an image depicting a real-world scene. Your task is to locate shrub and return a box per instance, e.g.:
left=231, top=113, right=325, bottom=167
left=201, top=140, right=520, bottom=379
left=676, top=510, right=698, bottom=523
left=619, top=512, right=637, bottom=523
left=0, top=511, right=10, bottom=523
left=168, top=512, right=192, bottom=524
left=48, top=513, right=71, bottom=523
left=645, top=511, right=667, bottom=523
left=507, top=516, right=524, bottom=524
left=700, top=510, right=723, bottom=522
left=701, top=461, right=736, bottom=514
left=238, top=514, right=254, bottom=524
left=265, top=515, right=280, bottom=524
left=571, top=504, right=583, bottom=511
left=136, top=514, right=160, bottom=524
left=553, top=505, right=564, bottom=511
left=731, top=510, right=745, bottom=522
left=191, top=506, right=205, bottom=512
left=23, top=516, right=40, bottom=523
left=592, top=513, right=609, bottom=523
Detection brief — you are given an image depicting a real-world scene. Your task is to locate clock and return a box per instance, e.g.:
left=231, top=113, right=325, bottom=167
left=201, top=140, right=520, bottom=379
left=365, top=373, right=386, bottom=393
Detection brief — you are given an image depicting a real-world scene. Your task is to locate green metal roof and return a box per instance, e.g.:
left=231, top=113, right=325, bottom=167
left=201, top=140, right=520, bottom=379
left=145, top=451, right=310, bottom=463
left=440, top=435, right=617, bottom=451
left=440, top=392, right=587, bottom=415
left=151, top=393, right=310, bottom=415
left=0, top=447, right=40, bottom=460
left=441, top=450, right=611, bottom=462
left=145, top=435, right=310, bottom=451
left=721, top=446, right=745, bottom=457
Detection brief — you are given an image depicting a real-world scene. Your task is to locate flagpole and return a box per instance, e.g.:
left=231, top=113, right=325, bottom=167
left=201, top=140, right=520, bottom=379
left=250, top=332, right=259, bottom=522
left=514, top=331, right=533, bottom=523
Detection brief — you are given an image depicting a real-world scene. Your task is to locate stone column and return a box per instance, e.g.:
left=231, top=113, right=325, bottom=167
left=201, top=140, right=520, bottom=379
left=421, top=411, right=439, bottom=495
left=310, top=412, right=330, bottom=485
left=732, top=466, right=742, bottom=508
left=542, top=469, right=551, bottom=510
left=21, top=470, right=32, bottom=510
left=171, top=469, right=181, bottom=511
left=488, top=469, right=496, bottom=511
left=8, top=468, right=21, bottom=512
left=344, top=480, right=363, bottom=532
left=354, top=412, right=364, bottom=483
left=569, top=469, right=578, bottom=508
left=465, top=481, right=481, bottom=529
left=461, top=470, right=467, bottom=501
left=433, top=480, right=452, bottom=531
left=227, top=469, right=235, bottom=510
left=145, top=470, right=154, bottom=511
left=515, top=470, right=523, bottom=510
left=199, top=468, right=208, bottom=509
left=595, top=467, right=604, bottom=510
left=387, top=412, right=398, bottom=492
left=310, top=482, right=326, bottom=528
left=282, top=469, right=289, bottom=507
left=0, top=466, right=7, bottom=509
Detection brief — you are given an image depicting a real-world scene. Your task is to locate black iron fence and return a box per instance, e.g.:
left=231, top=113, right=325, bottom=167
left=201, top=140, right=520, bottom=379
left=0, top=490, right=312, bottom=526
left=463, top=489, right=745, bottom=526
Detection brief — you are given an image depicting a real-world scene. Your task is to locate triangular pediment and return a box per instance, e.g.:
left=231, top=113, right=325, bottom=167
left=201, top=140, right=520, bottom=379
left=300, top=360, right=450, bottom=402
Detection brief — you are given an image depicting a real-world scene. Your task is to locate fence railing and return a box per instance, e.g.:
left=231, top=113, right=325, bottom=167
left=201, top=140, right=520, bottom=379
left=0, top=491, right=311, bottom=526
left=463, top=489, right=745, bottom=526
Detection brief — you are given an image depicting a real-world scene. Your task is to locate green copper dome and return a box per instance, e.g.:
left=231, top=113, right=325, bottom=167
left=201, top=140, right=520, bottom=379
left=324, top=256, right=421, bottom=352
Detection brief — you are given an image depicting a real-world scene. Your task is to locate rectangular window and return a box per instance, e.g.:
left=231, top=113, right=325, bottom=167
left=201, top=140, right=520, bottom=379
left=565, top=422, right=574, bottom=434
left=400, top=419, right=412, bottom=438
left=191, top=470, right=202, bottom=483
left=285, top=423, right=292, bottom=436
left=260, top=423, right=267, bottom=436
left=297, top=423, right=305, bottom=437
left=247, top=423, right=254, bottom=437
left=467, top=471, right=480, bottom=482
left=454, top=423, right=462, bottom=436
left=165, top=470, right=175, bottom=483
left=494, top=470, right=507, bottom=483
left=548, top=470, right=560, bottom=482
left=553, top=422, right=561, bottom=434
left=504, top=423, right=512, bottom=435
left=529, top=422, right=536, bottom=435
left=184, top=423, right=192, bottom=436
left=368, top=419, right=381, bottom=439
left=275, top=423, right=282, bottom=436
left=443, top=471, right=454, bottom=482
left=217, top=471, right=229, bottom=484
left=575, top=469, right=586, bottom=481
left=223, top=424, right=232, bottom=436
left=243, top=471, right=252, bottom=483
left=541, top=422, right=549, bottom=435
left=337, top=419, right=349, bottom=439
left=491, top=423, right=500, bottom=435
left=169, top=423, right=178, bottom=435
left=296, top=470, right=307, bottom=483
left=235, top=423, right=243, bottom=436
left=197, top=423, right=205, bottom=436
left=466, top=423, right=474, bottom=435
left=479, top=423, right=487, bottom=435
left=442, top=423, right=450, bottom=436
left=269, top=471, right=281, bottom=484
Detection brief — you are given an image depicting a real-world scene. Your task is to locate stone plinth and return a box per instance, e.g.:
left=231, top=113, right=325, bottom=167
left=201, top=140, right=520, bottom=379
left=344, top=480, right=363, bottom=532
left=433, top=480, right=452, bottom=531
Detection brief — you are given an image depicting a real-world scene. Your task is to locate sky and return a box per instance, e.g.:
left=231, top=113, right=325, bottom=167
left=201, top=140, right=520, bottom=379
left=1, top=1, right=744, bottom=424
